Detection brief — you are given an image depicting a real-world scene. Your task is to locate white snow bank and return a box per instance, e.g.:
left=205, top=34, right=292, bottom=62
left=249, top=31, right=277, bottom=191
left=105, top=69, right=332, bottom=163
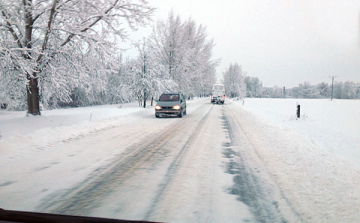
left=0, top=98, right=202, bottom=156
left=0, top=103, right=143, bottom=138
left=236, top=98, right=360, bottom=166
left=0, top=103, right=147, bottom=156
left=231, top=98, right=360, bottom=222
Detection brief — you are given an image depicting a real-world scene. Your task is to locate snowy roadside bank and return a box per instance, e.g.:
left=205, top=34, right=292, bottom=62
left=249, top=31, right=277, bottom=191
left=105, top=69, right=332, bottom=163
left=234, top=98, right=360, bottom=166
left=0, top=102, right=144, bottom=138
left=229, top=98, right=360, bottom=222
left=0, top=98, right=201, bottom=156
left=0, top=103, right=145, bottom=157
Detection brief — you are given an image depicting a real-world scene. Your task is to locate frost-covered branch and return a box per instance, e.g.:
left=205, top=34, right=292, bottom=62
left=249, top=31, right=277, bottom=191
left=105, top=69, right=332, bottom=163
left=0, top=0, right=155, bottom=114
left=0, top=9, right=23, bottom=48
left=36, top=0, right=58, bottom=63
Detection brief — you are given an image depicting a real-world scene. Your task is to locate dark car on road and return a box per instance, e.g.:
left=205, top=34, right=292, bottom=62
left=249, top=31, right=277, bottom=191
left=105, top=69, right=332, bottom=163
left=155, top=92, right=187, bottom=118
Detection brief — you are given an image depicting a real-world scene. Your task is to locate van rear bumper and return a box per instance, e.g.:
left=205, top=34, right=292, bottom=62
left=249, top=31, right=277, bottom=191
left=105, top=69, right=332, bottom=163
left=211, top=97, right=225, bottom=103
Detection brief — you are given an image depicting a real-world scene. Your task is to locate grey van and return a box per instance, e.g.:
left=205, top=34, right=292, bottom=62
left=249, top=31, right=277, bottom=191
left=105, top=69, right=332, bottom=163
left=155, top=92, right=187, bottom=118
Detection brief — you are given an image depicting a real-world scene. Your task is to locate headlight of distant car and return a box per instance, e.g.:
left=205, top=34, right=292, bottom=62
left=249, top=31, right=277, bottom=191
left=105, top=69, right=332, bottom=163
left=173, top=105, right=181, bottom=110
left=155, top=105, right=162, bottom=110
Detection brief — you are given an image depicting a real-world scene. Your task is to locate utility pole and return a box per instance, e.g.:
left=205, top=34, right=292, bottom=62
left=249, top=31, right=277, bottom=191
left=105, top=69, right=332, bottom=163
left=329, top=76, right=338, bottom=101
left=283, top=87, right=286, bottom=98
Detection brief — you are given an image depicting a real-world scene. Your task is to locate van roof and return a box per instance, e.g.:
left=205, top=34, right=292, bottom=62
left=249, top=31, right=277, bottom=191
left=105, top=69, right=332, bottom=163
left=161, top=92, right=181, bottom=95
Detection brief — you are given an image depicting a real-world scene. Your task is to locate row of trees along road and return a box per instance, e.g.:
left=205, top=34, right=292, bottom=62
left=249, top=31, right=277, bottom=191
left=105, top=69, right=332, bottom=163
left=223, top=63, right=246, bottom=98
left=130, top=12, right=218, bottom=107
left=1, top=1, right=218, bottom=114
left=0, top=0, right=154, bottom=115
left=246, top=81, right=360, bottom=99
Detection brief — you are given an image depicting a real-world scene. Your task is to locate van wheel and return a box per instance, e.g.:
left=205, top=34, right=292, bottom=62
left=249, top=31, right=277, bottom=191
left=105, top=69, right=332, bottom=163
left=184, top=109, right=186, bottom=115
left=178, top=111, right=183, bottom=118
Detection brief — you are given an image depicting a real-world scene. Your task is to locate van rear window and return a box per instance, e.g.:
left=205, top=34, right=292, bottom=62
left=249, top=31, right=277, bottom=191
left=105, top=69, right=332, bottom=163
left=159, top=94, right=179, bottom=101
left=213, top=85, right=224, bottom=91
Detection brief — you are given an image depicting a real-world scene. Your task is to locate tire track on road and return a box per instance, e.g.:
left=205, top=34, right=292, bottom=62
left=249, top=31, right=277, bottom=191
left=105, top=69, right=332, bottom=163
left=38, top=102, right=213, bottom=217
left=144, top=105, right=214, bottom=219
left=223, top=105, right=303, bottom=223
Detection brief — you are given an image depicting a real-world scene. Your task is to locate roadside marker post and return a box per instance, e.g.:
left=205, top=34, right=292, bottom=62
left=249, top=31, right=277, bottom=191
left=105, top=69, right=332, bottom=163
left=297, top=104, right=300, bottom=118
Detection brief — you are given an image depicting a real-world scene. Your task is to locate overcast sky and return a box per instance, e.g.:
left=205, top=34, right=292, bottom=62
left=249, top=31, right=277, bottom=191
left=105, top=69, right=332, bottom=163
left=130, top=0, right=360, bottom=87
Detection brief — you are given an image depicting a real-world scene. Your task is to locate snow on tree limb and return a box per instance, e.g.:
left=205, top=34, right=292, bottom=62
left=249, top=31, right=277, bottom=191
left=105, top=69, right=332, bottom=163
left=0, top=0, right=155, bottom=112
left=148, top=12, right=218, bottom=97
left=223, top=63, right=246, bottom=98
left=0, top=10, right=23, bottom=49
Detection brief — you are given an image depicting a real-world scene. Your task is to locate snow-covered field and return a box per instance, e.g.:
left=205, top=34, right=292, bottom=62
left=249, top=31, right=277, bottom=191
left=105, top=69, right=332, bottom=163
left=231, top=98, right=360, bottom=222
left=238, top=98, right=360, bottom=166
left=1, top=98, right=360, bottom=222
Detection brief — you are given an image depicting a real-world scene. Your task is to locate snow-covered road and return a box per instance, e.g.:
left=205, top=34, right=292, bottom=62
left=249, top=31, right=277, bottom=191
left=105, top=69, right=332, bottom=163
left=35, top=99, right=261, bottom=222
left=1, top=98, right=360, bottom=222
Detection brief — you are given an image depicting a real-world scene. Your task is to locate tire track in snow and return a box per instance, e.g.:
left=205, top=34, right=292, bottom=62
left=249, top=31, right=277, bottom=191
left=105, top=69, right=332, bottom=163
left=223, top=104, right=303, bottom=223
left=38, top=102, right=214, bottom=216
left=144, top=105, right=214, bottom=219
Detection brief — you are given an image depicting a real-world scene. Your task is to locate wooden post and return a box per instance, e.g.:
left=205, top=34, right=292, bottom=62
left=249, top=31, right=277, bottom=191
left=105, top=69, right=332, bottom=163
left=297, top=105, right=300, bottom=118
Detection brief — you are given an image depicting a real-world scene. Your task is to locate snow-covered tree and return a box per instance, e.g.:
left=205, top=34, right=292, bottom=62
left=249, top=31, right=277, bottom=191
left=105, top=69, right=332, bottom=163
left=333, top=81, right=359, bottom=99
left=245, top=76, right=262, bottom=97
left=149, top=12, right=217, bottom=97
left=129, top=39, right=176, bottom=108
left=317, top=82, right=330, bottom=98
left=106, top=55, right=134, bottom=104
left=0, top=0, right=154, bottom=114
left=296, top=82, right=318, bottom=98
left=181, top=19, right=218, bottom=97
left=0, top=65, right=26, bottom=110
left=261, top=86, right=283, bottom=98
left=223, top=63, right=246, bottom=98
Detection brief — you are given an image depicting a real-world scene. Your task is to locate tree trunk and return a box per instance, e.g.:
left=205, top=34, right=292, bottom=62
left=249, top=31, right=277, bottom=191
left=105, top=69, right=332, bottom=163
left=27, top=78, right=41, bottom=115
left=138, top=95, right=142, bottom=106
left=143, top=91, right=147, bottom=108
left=151, top=96, right=153, bottom=106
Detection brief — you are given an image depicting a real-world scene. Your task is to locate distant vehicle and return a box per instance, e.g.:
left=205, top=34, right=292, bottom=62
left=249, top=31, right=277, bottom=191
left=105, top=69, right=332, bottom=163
left=155, top=92, right=187, bottom=118
left=211, top=84, right=225, bottom=104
